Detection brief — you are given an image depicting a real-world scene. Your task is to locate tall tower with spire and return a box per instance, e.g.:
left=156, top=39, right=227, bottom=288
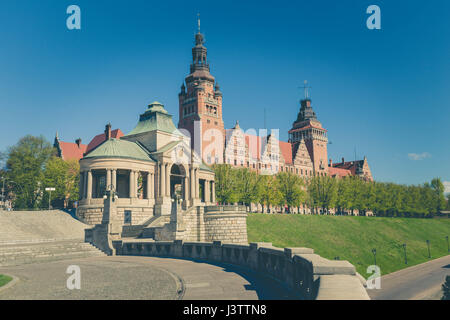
left=178, top=16, right=225, bottom=164
left=288, top=81, right=328, bottom=175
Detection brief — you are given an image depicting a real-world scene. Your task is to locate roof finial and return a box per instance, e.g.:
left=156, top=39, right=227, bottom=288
left=299, top=80, right=312, bottom=99
left=197, top=13, right=201, bottom=33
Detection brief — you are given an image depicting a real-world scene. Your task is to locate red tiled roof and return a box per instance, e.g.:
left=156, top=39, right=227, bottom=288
left=328, top=166, right=352, bottom=178
left=59, top=141, right=87, bottom=161
left=279, top=141, right=293, bottom=164
left=332, top=160, right=364, bottom=175
left=86, top=129, right=124, bottom=153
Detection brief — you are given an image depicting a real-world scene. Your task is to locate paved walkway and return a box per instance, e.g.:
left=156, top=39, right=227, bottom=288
left=0, top=256, right=293, bottom=300
left=368, top=254, right=450, bottom=300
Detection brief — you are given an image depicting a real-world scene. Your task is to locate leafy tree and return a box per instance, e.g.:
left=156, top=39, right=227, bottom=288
left=235, top=168, right=261, bottom=207
left=258, top=175, right=281, bottom=213
left=6, top=135, right=54, bottom=209
left=275, top=172, right=306, bottom=212
left=43, top=157, right=79, bottom=208
left=430, top=178, right=446, bottom=214
left=212, top=164, right=239, bottom=204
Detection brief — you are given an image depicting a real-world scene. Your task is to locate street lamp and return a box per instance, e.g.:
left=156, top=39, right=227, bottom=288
left=372, top=248, right=377, bottom=266
left=45, top=187, right=55, bottom=210
left=426, top=240, right=431, bottom=259
left=402, top=243, right=407, bottom=264
left=446, top=236, right=449, bottom=253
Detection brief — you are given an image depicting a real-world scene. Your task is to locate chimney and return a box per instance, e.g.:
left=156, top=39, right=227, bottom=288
left=342, top=157, right=345, bottom=164
left=329, top=158, right=333, bottom=167
left=105, top=123, right=112, bottom=140
left=75, top=138, right=82, bottom=148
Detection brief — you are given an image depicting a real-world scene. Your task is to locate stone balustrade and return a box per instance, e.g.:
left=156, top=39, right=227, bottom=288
left=111, top=240, right=369, bottom=300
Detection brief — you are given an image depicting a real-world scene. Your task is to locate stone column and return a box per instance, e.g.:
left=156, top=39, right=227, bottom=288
left=129, top=170, right=134, bottom=198
left=87, top=170, right=92, bottom=200
left=205, top=180, right=210, bottom=204
left=190, top=166, right=195, bottom=200
left=195, top=168, right=199, bottom=199
left=112, top=169, right=117, bottom=191
left=106, top=169, right=111, bottom=189
left=160, top=163, right=165, bottom=198
left=183, top=176, right=189, bottom=201
left=134, top=171, right=139, bottom=199
left=147, top=172, right=152, bottom=199
left=165, top=164, right=170, bottom=198
left=211, top=181, right=216, bottom=203
left=83, top=171, right=88, bottom=199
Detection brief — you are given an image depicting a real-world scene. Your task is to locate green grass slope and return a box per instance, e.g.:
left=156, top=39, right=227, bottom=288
left=247, top=214, right=450, bottom=278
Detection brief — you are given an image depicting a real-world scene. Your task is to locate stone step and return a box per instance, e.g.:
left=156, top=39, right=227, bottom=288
left=0, top=250, right=105, bottom=267
left=0, top=241, right=106, bottom=267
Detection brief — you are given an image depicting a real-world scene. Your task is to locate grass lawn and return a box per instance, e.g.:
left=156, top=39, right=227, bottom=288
left=247, top=214, right=450, bottom=278
left=0, top=274, right=12, bottom=287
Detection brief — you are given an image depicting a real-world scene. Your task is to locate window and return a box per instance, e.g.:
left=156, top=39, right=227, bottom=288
left=124, top=210, right=132, bottom=225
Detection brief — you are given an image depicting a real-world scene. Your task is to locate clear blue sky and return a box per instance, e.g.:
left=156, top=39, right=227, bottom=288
left=0, top=0, right=449, bottom=189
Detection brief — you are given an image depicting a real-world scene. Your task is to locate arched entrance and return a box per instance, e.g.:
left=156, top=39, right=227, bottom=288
left=170, top=164, right=186, bottom=200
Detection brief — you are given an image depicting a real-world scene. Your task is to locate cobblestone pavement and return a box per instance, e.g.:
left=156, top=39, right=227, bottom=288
left=0, top=256, right=294, bottom=300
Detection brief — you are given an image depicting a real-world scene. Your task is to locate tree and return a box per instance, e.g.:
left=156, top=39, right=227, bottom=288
left=212, top=164, right=239, bottom=204
left=430, top=178, right=446, bottom=214
left=43, top=157, right=80, bottom=208
left=308, top=175, right=337, bottom=214
left=6, top=135, right=54, bottom=209
left=276, top=172, right=306, bottom=213
left=258, top=175, right=281, bottom=213
left=235, top=168, right=261, bottom=208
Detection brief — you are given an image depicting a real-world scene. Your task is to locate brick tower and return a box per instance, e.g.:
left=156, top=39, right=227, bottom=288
left=288, top=82, right=328, bottom=175
left=178, top=17, right=225, bottom=164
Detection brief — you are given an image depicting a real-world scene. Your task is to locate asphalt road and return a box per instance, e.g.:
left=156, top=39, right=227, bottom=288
left=0, top=256, right=294, bottom=300
left=368, top=254, right=450, bottom=300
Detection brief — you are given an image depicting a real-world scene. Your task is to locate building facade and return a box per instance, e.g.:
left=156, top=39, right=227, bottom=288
left=176, top=23, right=373, bottom=181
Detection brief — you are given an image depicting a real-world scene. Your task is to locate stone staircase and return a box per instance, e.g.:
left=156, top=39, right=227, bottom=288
left=121, top=215, right=172, bottom=239
left=0, top=239, right=106, bottom=267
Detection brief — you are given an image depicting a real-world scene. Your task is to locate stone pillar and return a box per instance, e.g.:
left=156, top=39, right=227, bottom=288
left=205, top=180, right=210, bottom=204
left=183, top=176, right=189, bottom=201
left=195, top=168, right=199, bottom=199
left=134, top=171, right=139, bottom=199
left=87, top=170, right=92, bottom=200
left=211, top=181, right=215, bottom=204
left=190, top=166, right=195, bottom=200
left=160, top=164, right=164, bottom=197
left=147, top=172, right=152, bottom=199
left=129, top=170, right=134, bottom=198
left=112, top=169, right=117, bottom=191
left=106, top=169, right=111, bottom=189
left=165, top=164, right=170, bottom=198
left=83, top=171, right=88, bottom=199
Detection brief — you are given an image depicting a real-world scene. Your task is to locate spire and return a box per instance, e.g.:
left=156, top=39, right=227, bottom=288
left=197, top=13, right=201, bottom=33
left=300, top=80, right=312, bottom=100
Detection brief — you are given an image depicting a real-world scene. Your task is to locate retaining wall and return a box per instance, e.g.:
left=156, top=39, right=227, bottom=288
left=112, top=240, right=369, bottom=300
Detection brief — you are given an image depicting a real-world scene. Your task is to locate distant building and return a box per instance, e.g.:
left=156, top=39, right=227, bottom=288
left=177, top=22, right=373, bottom=180
left=54, top=125, right=124, bottom=161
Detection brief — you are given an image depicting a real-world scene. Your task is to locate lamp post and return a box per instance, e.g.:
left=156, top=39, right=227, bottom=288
left=45, top=187, right=55, bottom=210
left=446, top=236, right=449, bottom=253
left=372, top=248, right=377, bottom=266
left=402, top=243, right=407, bottom=264
left=426, top=240, right=431, bottom=259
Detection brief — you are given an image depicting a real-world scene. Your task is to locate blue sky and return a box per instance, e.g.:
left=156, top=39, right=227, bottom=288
left=0, top=0, right=449, bottom=189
